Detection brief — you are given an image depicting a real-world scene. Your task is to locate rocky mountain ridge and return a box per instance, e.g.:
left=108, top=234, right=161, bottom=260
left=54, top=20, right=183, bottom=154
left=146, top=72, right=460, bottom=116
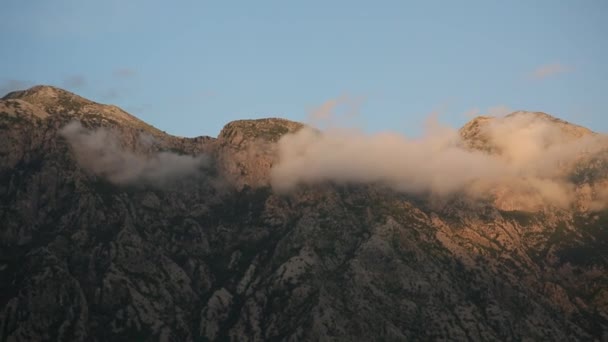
left=0, top=86, right=607, bottom=341
left=459, top=111, right=595, bottom=153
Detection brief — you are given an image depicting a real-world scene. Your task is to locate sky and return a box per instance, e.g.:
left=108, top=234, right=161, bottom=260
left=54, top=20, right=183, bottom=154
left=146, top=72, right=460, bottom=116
left=1, top=0, right=607, bottom=137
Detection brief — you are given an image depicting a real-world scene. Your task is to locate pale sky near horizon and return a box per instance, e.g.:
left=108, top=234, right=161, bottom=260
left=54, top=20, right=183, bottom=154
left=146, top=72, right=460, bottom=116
left=1, top=1, right=607, bottom=137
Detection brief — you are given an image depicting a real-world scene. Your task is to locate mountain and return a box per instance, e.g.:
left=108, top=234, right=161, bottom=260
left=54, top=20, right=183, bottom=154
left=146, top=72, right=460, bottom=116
left=1, top=86, right=607, bottom=341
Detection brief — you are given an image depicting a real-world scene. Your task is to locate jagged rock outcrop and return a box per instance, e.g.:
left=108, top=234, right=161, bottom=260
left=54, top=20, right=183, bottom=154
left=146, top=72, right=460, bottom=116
left=0, top=86, right=607, bottom=341
left=215, top=118, right=303, bottom=189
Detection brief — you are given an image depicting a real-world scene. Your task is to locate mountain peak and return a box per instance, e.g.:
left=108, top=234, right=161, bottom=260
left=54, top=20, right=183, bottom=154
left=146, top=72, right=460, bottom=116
left=505, top=110, right=574, bottom=125
left=460, top=110, right=594, bottom=152
left=2, top=85, right=96, bottom=117
left=459, top=115, right=497, bottom=152
left=218, top=118, right=303, bottom=145
left=0, top=85, right=170, bottom=137
left=3, top=85, right=94, bottom=104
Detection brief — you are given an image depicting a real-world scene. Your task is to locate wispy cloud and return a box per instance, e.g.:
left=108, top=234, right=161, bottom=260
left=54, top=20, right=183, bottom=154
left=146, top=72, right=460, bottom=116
left=529, top=63, right=571, bottom=80
left=62, top=75, right=87, bottom=89
left=307, top=95, right=363, bottom=128
left=113, top=68, right=137, bottom=78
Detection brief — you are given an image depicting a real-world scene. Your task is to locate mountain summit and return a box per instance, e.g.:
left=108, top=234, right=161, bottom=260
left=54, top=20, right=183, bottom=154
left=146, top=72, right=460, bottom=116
left=1, top=86, right=607, bottom=341
left=459, top=111, right=594, bottom=152
left=3, top=85, right=164, bottom=135
left=3, top=85, right=95, bottom=106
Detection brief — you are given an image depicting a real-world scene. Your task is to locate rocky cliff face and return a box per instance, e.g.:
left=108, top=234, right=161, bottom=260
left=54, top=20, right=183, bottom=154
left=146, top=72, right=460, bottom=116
left=0, top=86, right=607, bottom=341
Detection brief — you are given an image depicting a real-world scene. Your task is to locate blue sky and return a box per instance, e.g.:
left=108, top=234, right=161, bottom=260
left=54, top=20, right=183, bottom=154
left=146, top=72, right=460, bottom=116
left=1, top=0, right=607, bottom=137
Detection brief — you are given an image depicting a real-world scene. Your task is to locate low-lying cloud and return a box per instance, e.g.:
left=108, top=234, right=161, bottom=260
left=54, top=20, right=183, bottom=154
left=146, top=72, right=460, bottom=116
left=60, top=121, right=207, bottom=185
left=271, top=109, right=608, bottom=210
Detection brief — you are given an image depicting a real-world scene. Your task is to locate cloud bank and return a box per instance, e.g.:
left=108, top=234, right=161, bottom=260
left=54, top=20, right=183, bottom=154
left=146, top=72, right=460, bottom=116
left=271, top=111, right=608, bottom=209
left=60, top=121, right=207, bottom=185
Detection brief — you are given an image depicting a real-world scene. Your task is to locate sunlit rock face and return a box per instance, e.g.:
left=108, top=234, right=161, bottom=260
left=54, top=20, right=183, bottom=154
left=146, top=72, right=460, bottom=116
left=0, top=86, right=607, bottom=341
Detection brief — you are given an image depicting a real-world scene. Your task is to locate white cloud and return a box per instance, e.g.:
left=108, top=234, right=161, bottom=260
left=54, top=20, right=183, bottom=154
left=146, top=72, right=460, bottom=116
left=60, top=121, right=208, bottom=186
left=271, top=105, right=608, bottom=210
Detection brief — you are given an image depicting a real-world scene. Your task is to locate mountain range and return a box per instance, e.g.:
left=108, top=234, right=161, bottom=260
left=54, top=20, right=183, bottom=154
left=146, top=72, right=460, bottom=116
left=1, top=86, right=607, bottom=341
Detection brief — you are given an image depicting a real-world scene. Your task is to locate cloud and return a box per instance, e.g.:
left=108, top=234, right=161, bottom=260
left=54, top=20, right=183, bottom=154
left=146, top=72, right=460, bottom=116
left=0, top=80, right=30, bottom=96
left=59, top=121, right=208, bottom=186
left=309, top=98, right=339, bottom=121
left=113, top=68, right=137, bottom=78
left=271, top=106, right=608, bottom=210
left=529, top=63, right=571, bottom=80
left=62, top=75, right=87, bottom=89
left=307, top=95, right=363, bottom=129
